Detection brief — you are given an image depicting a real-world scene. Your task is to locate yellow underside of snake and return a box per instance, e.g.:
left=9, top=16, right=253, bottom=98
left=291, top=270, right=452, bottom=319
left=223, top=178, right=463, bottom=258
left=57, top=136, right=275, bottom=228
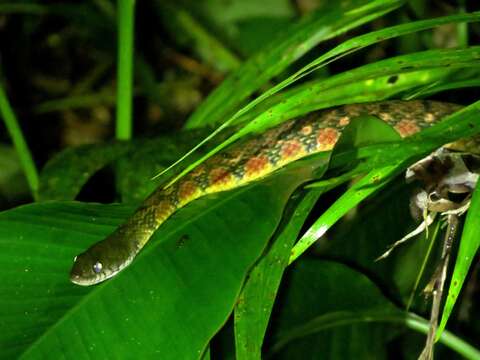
left=70, top=100, right=466, bottom=286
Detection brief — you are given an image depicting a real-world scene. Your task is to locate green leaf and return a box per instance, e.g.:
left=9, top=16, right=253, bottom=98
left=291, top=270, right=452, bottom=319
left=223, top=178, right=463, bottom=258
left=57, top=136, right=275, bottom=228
left=165, top=13, right=480, bottom=183
left=159, top=0, right=403, bottom=185
left=288, top=114, right=417, bottom=264
left=184, top=0, right=402, bottom=129
left=231, top=67, right=478, bottom=127
left=330, top=114, right=402, bottom=161
left=290, top=100, right=480, bottom=263
left=234, top=188, right=324, bottom=359
left=0, top=153, right=325, bottom=359
left=268, top=259, right=399, bottom=359
left=37, top=129, right=212, bottom=202
left=153, top=2, right=241, bottom=73
left=231, top=12, right=480, bottom=127
left=37, top=142, right=131, bottom=201
left=267, top=259, right=480, bottom=359
left=187, top=0, right=296, bottom=56
left=290, top=164, right=401, bottom=263
left=437, top=179, right=480, bottom=338
left=0, top=144, right=29, bottom=202
left=114, top=129, right=219, bottom=203
left=163, top=48, right=480, bottom=193
left=271, top=310, right=480, bottom=359
left=244, top=47, right=480, bottom=134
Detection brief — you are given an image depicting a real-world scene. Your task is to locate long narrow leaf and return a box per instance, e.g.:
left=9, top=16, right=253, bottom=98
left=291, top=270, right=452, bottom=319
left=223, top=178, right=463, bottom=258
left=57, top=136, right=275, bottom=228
left=234, top=189, right=324, bottom=359
left=158, top=11, right=480, bottom=185
left=289, top=164, right=401, bottom=264
left=0, top=82, right=38, bottom=197
left=185, top=0, right=403, bottom=129
left=154, top=0, right=402, bottom=180
left=115, top=0, right=135, bottom=140
left=437, top=179, right=480, bottom=338
left=161, top=47, right=480, bottom=189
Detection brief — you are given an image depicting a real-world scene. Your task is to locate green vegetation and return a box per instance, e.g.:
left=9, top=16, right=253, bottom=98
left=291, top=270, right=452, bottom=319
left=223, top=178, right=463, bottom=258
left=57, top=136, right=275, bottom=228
left=0, top=1, right=479, bottom=358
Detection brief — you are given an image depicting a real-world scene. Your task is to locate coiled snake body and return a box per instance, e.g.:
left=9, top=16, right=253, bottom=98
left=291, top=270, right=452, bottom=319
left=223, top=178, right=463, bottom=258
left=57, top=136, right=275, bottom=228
left=70, top=100, right=462, bottom=286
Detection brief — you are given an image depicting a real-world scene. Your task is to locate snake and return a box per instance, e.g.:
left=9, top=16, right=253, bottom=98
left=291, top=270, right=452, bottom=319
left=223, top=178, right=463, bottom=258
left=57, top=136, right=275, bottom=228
left=70, top=100, right=465, bottom=286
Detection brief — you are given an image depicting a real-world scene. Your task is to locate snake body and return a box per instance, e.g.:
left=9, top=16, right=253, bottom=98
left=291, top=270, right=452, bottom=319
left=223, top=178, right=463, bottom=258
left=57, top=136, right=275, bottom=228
left=70, top=100, right=462, bottom=286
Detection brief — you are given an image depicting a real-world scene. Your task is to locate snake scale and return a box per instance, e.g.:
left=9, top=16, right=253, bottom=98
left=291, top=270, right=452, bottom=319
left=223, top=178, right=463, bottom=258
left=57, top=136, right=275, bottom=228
left=70, top=100, right=463, bottom=286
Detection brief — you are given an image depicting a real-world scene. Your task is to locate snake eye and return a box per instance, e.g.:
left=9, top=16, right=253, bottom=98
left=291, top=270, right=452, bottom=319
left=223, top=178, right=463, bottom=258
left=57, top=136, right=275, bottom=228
left=93, top=261, right=103, bottom=274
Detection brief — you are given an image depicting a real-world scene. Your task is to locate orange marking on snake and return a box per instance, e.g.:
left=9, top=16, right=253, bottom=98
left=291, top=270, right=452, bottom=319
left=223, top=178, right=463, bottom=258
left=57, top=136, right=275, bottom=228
left=209, top=167, right=233, bottom=186
left=394, top=120, right=421, bottom=137
left=245, top=155, right=270, bottom=176
left=178, top=180, right=199, bottom=200
left=316, top=127, right=340, bottom=151
left=281, top=140, right=303, bottom=159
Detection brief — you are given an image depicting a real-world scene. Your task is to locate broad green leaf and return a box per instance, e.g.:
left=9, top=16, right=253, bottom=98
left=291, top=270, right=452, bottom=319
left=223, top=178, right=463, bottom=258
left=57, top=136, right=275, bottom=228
left=437, top=179, right=480, bottom=338
left=267, top=260, right=480, bottom=359
left=271, top=310, right=480, bottom=359
left=0, top=152, right=326, bottom=359
left=232, top=12, right=480, bottom=127
left=268, top=259, right=399, bottom=359
left=324, top=180, right=429, bottom=301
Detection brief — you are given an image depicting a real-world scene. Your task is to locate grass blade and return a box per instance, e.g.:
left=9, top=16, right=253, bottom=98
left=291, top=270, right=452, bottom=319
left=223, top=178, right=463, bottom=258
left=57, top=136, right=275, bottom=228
left=0, top=81, right=38, bottom=198
left=437, top=180, right=480, bottom=338
left=115, top=0, right=135, bottom=140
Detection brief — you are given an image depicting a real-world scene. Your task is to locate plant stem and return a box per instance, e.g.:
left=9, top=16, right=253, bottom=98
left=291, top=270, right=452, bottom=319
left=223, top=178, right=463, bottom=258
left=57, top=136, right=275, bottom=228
left=405, top=313, right=480, bottom=360
left=115, top=0, right=135, bottom=140
left=0, top=81, right=39, bottom=198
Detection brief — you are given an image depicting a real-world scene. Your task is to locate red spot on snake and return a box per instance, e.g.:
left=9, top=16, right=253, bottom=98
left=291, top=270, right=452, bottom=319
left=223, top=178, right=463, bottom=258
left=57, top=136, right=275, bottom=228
left=178, top=180, right=199, bottom=200
left=209, top=167, right=233, bottom=186
left=281, top=140, right=302, bottom=159
left=394, top=120, right=421, bottom=137
left=245, top=156, right=269, bottom=176
left=316, top=127, right=339, bottom=151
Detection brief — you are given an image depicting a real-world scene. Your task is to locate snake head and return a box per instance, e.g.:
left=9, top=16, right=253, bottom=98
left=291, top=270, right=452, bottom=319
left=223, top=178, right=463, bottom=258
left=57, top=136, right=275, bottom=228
left=70, top=237, right=135, bottom=286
